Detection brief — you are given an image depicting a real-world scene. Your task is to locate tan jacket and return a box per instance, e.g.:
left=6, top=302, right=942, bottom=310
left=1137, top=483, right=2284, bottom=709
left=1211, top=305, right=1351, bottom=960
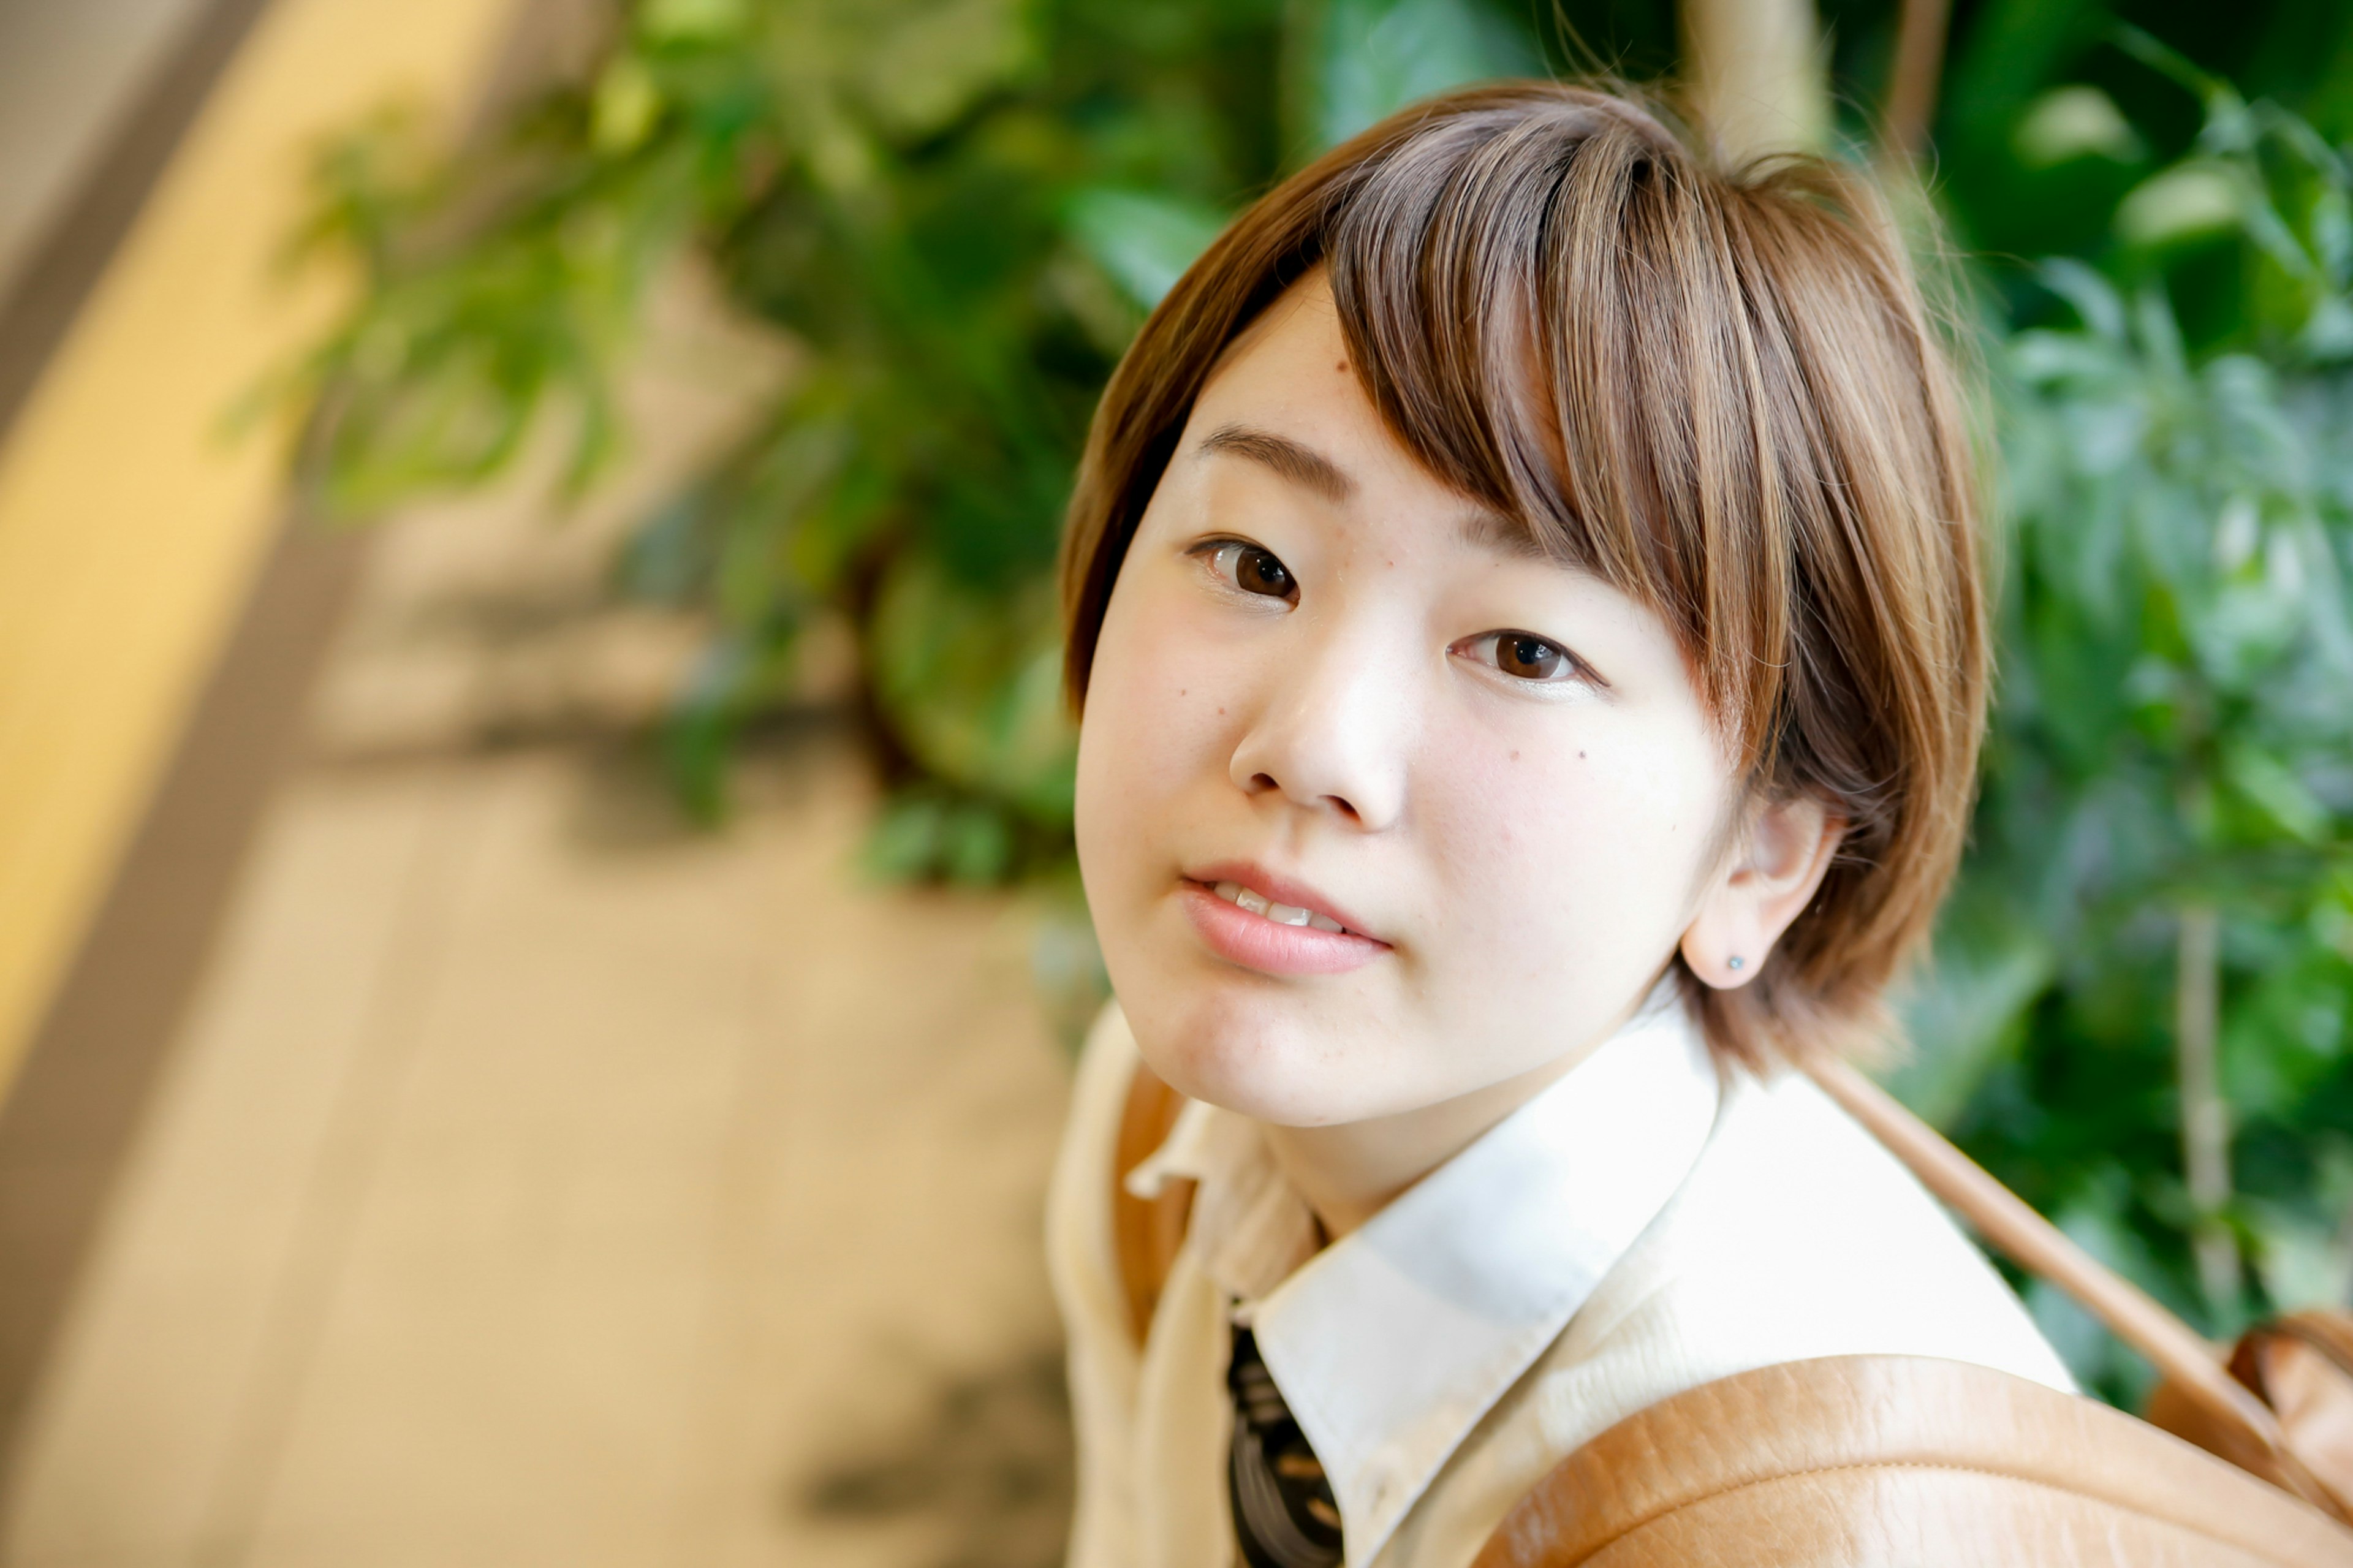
left=1047, top=998, right=2076, bottom=1568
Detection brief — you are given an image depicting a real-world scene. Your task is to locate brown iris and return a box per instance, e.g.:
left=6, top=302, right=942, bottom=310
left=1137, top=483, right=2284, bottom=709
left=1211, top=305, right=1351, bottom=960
left=1495, top=632, right=1566, bottom=680
left=1235, top=546, right=1292, bottom=598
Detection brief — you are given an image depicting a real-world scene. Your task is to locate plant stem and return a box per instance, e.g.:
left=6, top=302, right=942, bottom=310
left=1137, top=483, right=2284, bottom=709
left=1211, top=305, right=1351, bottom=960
left=2176, top=903, right=2237, bottom=1314
left=1678, top=0, right=1827, bottom=160
left=1882, top=0, right=1952, bottom=161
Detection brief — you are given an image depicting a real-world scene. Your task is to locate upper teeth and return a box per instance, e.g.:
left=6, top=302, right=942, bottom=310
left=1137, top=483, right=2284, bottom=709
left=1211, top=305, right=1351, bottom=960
left=1214, top=880, right=1347, bottom=934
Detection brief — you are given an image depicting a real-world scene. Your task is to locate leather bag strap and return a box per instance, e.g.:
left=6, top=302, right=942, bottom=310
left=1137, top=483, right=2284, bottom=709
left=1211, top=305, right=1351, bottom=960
left=1471, top=1354, right=2353, bottom=1568
left=1800, top=1054, right=2330, bottom=1506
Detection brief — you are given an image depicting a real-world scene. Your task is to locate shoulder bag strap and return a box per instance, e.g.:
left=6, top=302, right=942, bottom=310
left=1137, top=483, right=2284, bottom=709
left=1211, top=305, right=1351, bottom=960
left=1800, top=1053, right=2332, bottom=1506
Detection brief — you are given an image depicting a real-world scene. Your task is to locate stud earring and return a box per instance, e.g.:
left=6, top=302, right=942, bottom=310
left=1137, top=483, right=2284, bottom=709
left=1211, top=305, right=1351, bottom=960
left=1726, top=955, right=1745, bottom=972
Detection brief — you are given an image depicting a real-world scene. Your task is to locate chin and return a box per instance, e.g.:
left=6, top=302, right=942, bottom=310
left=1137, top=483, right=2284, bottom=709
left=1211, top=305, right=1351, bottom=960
left=1126, top=985, right=1368, bottom=1127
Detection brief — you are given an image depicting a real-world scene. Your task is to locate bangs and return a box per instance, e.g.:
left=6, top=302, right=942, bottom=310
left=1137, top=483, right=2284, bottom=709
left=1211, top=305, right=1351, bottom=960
left=1323, top=90, right=1800, bottom=773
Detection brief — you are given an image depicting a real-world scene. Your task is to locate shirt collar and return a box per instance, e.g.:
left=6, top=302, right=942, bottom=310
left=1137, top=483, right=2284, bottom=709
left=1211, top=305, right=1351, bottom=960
left=1132, top=983, right=1720, bottom=1566
left=1127, top=1095, right=1319, bottom=1305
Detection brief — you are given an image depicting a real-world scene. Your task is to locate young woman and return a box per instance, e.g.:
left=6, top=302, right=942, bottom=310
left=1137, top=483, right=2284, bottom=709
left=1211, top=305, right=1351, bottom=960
left=1045, top=82, right=2072, bottom=1568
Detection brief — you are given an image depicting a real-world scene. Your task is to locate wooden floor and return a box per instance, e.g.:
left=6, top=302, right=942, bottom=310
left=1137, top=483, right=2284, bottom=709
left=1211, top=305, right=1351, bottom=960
left=0, top=283, right=1077, bottom=1568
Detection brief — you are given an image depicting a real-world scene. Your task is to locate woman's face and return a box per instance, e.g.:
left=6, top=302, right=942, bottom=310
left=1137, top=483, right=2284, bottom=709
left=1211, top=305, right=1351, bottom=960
left=1074, top=276, right=1738, bottom=1127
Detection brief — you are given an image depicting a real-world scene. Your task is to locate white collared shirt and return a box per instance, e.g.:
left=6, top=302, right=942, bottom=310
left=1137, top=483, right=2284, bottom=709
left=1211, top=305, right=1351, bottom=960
left=1046, top=993, right=2075, bottom=1568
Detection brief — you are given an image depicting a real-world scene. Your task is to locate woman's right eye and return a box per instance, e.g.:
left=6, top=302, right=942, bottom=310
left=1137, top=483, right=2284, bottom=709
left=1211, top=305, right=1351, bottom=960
left=1200, top=540, right=1297, bottom=602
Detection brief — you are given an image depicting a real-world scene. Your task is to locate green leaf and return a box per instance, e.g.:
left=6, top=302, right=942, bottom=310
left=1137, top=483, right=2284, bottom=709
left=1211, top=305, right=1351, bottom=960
left=941, top=800, right=1016, bottom=884
left=592, top=56, right=663, bottom=154
left=849, top=0, right=1039, bottom=139
left=1308, top=0, right=1536, bottom=151
left=1944, top=0, right=2103, bottom=154
left=2222, top=743, right=2332, bottom=845
left=2115, top=162, right=2241, bottom=249
left=866, top=553, right=1077, bottom=823
left=2025, top=1176, right=2188, bottom=1398
left=2035, top=258, right=2127, bottom=341
left=1882, top=881, right=2052, bottom=1125
left=860, top=791, right=1021, bottom=885
left=2112, top=24, right=2243, bottom=126
left=2252, top=1206, right=2353, bottom=1313
left=2012, top=85, right=2143, bottom=170
left=1063, top=187, right=1229, bottom=308
left=863, top=793, right=950, bottom=881
left=1890, top=915, right=2056, bottom=1129
left=639, top=0, right=747, bottom=44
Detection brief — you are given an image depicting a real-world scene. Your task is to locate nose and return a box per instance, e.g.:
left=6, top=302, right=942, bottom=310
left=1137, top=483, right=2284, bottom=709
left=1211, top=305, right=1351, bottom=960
left=1227, top=619, right=1411, bottom=831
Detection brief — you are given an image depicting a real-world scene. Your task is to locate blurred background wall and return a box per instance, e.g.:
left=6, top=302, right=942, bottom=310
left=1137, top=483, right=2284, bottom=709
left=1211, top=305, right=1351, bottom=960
left=0, top=1, right=2347, bottom=1565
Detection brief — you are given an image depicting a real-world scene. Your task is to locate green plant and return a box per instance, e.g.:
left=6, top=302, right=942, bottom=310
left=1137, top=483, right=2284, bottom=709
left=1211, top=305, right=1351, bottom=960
left=1897, top=36, right=2353, bottom=1402
left=284, top=0, right=1541, bottom=864
left=284, top=0, right=2353, bottom=1407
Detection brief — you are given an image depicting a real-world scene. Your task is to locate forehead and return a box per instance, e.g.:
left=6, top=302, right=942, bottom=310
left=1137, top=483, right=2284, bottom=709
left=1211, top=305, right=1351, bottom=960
left=1194, top=278, right=1365, bottom=444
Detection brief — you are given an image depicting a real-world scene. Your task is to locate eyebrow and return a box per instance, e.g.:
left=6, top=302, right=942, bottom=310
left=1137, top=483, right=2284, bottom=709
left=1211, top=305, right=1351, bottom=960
left=1455, top=504, right=1551, bottom=561
left=1197, top=424, right=1354, bottom=504
left=1200, top=422, right=1552, bottom=561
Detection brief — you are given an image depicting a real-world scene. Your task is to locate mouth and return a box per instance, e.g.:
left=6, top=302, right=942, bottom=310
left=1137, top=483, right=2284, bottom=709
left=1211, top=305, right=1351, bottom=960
left=1176, top=864, right=1389, bottom=977
left=1203, top=877, right=1352, bottom=933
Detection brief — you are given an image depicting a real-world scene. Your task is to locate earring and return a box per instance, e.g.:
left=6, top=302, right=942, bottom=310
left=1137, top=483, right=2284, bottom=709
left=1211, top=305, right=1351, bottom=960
left=1726, top=955, right=1745, bottom=972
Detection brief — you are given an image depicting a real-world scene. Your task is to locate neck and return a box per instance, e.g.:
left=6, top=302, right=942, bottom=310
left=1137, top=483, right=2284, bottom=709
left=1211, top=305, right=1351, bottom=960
left=1257, top=1015, right=1625, bottom=1241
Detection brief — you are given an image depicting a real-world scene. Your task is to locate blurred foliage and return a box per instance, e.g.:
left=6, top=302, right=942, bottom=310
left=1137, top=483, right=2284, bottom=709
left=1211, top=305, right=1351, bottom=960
left=1895, top=29, right=2353, bottom=1402
left=292, top=0, right=1279, bottom=846
left=285, top=0, right=2353, bottom=1403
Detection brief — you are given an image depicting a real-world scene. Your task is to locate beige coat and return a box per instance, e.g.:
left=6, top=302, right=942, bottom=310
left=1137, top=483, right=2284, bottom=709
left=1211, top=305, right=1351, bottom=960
left=1047, top=996, right=2077, bottom=1568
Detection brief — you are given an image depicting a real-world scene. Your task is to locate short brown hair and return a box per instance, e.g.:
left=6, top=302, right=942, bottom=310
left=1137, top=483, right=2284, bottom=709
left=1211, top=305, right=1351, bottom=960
left=1059, top=82, right=1985, bottom=1069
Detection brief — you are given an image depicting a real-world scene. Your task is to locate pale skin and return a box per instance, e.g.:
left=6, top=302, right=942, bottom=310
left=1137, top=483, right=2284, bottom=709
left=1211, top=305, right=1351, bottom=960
left=1073, top=274, right=1844, bottom=1239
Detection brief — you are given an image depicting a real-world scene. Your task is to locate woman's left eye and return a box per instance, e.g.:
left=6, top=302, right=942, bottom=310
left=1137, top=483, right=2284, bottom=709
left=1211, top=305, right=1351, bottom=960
left=1196, top=540, right=1297, bottom=602
left=1458, top=630, right=1585, bottom=683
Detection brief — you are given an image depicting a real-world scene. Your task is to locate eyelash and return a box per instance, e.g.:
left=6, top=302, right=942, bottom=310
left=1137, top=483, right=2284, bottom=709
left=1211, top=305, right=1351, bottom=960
left=1186, top=537, right=1602, bottom=689
left=1451, top=631, right=1597, bottom=688
left=1191, top=538, right=1297, bottom=605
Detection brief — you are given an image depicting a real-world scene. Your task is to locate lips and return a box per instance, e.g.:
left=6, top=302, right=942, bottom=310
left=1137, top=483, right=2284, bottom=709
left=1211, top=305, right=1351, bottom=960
left=1176, top=862, right=1389, bottom=977
left=1210, top=878, right=1348, bottom=932
left=1184, top=861, right=1377, bottom=938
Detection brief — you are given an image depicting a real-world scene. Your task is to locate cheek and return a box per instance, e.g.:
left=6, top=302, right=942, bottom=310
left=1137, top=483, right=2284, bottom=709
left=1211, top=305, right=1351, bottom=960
left=1421, top=714, right=1722, bottom=987
left=1074, top=581, right=1250, bottom=875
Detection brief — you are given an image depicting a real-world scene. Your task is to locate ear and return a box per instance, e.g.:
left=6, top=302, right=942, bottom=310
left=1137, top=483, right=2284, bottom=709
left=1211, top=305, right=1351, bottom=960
left=1679, top=795, right=1844, bottom=990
